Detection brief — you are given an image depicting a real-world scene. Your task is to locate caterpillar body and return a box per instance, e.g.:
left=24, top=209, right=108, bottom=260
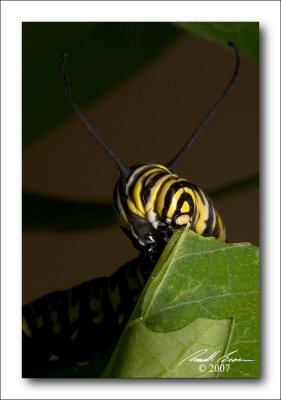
left=22, top=257, right=147, bottom=371
left=22, top=42, right=239, bottom=371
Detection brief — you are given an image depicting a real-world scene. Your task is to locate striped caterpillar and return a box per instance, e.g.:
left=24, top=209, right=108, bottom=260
left=22, top=42, right=239, bottom=371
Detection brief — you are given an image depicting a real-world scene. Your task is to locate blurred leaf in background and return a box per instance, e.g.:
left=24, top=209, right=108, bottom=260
left=175, top=22, right=259, bottom=61
left=22, top=191, right=115, bottom=232
left=22, top=22, right=183, bottom=148
left=22, top=22, right=259, bottom=149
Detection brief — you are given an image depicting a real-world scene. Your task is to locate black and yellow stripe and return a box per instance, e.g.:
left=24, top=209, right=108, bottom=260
left=114, top=163, right=226, bottom=257
left=22, top=257, right=148, bottom=368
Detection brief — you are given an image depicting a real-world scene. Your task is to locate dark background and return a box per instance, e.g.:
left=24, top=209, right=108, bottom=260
left=22, top=23, right=259, bottom=304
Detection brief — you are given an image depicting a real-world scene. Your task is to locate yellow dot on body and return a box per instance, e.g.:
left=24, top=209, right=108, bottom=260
left=108, top=285, right=121, bottom=312
left=52, top=322, right=61, bottom=334
left=70, top=330, right=79, bottom=341
left=68, top=302, right=79, bottom=324
left=118, top=312, right=125, bottom=325
left=50, top=310, right=58, bottom=322
left=22, top=316, right=32, bottom=338
left=90, top=297, right=101, bottom=311
left=92, top=312, right=104, bottom=324
left=127, top=276, right=140, bottom=291
left=36, top=314, right=43, bottom=329
left=180, top=201, right=189, bottom=213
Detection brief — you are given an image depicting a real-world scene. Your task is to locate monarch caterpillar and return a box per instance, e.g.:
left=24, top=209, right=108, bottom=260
left=22, top=42, right=240, bottom=371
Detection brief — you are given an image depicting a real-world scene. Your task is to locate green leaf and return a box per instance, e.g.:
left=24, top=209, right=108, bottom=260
left=22, top=191, right=115, bottom=232
left=104, top=230, right=259, bottom=378
left=23, top=22, right=183, bottom=147
left=175, top=22, right=259, bottom=61
left=104, top=317, right=233, bottom=378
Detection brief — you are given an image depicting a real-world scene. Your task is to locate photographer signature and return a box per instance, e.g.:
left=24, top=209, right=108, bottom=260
left=181, top=349, right=255, bottom=364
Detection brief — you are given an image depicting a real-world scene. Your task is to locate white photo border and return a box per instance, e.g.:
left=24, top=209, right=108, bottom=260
left=1, top=1, right=280, bottom=399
